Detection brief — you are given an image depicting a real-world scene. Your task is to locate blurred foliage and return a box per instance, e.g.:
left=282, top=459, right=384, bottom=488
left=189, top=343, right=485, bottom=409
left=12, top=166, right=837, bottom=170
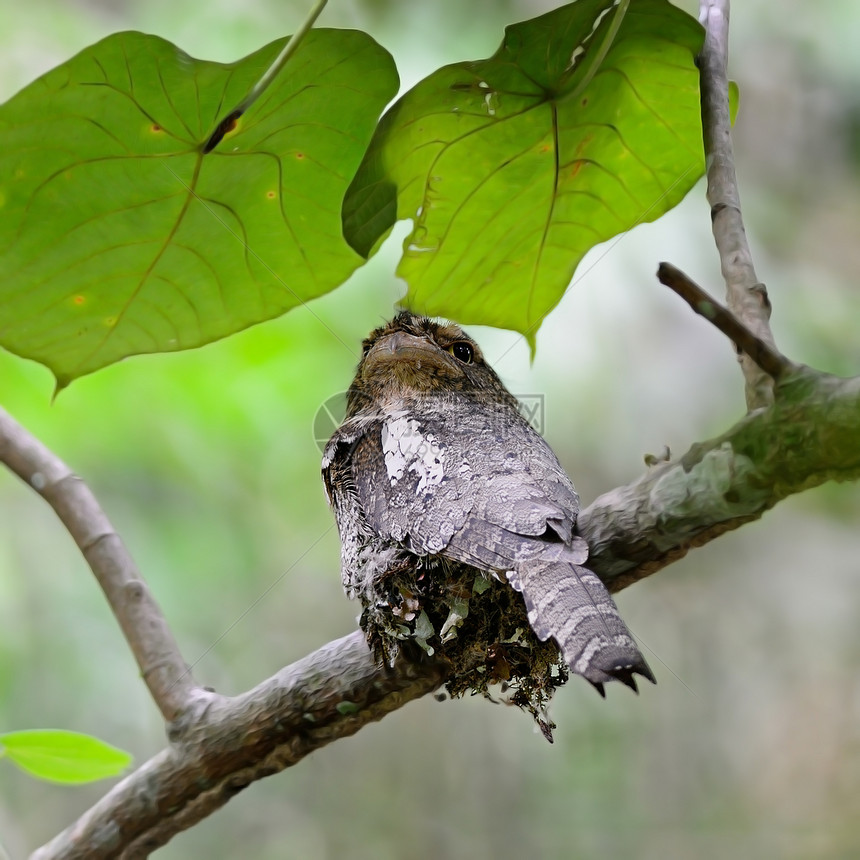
left=1, top=1, right=859, bottom=859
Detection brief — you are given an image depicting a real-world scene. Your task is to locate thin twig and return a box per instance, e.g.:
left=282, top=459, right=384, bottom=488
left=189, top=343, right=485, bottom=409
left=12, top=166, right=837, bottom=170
left=699, top=0, right=777, bottom=409
left=0, top=406, right=197, bottom=723
left=203, top=0, right=329, bottom=152
left=657, top=262, right=793, bottom=381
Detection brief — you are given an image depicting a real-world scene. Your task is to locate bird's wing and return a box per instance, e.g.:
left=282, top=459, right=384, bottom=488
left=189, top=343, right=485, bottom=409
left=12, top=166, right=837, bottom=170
left=340, top=405, right=654, bottom=692
left=348, top=405, right=588, bottom=568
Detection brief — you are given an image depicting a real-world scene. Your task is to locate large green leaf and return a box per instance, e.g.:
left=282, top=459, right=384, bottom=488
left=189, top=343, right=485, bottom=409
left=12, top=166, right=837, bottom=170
left=1, top=729, right=132, bottom=783
left=343, top=0, right=705, bottom=341
left=0, top=30, right=398, bottom=386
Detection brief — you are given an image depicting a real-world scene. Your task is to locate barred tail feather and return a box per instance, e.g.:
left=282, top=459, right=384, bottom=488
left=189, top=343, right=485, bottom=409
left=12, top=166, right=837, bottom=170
left=509, top=561, right=655, bottom=695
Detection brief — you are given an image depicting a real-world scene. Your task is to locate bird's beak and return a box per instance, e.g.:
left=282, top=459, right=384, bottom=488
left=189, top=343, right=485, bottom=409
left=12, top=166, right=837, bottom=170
left=380, top=331, right=434, bottom=357
left=362, top=330, right=460, bottom=388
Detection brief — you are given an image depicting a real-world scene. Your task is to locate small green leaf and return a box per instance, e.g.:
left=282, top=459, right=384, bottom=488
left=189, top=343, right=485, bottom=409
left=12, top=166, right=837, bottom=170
left=729, top=80, right=740, bottom=120
left=335, top=701, right=360, bottom=715
left=0, top=29, right=398, bottom=387
left=1, top=729, right=132, bottom=784
left=344, top=0, right=705, bottom=339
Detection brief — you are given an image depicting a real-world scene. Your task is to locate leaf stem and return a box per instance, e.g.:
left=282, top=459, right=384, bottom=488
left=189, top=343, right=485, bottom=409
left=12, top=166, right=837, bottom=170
left=203, top=0, right=329, bottom=152
left=557, top=0, right=629, bottom=104
left=236, top=0, right=329, bottom=114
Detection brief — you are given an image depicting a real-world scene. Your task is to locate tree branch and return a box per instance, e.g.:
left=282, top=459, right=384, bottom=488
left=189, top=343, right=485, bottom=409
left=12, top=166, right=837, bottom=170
left=31, top=632, right=446, bottom=860
left=0, top=406, right=198, bottom=723
left=579, top=368, right=860, bottom=591
left=19, top=363, right=860, bottom=858
left=0, top=4, right=851, bottom=858
left=657, top=262, right=793, bottom=381
left=699, top=0, right=777, bottom=409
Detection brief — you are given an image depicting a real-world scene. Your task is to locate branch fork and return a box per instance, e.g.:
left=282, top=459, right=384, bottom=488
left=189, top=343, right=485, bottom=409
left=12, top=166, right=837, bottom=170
left=1, top=2, right=857, bottom=857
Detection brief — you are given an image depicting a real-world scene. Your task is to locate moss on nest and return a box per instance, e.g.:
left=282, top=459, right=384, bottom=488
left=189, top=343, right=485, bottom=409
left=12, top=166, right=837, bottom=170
left=359, top=557, right=568, bottom=740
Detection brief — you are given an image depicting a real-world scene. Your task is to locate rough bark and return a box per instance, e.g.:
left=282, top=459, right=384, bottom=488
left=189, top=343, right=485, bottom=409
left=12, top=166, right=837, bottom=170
left=699, top=0, right=778, bottom=408
left=581, top=367, right=860, bottom=590
left=15, top=361, right=860, bottom=858
left=2, top=2, right=856, bottom=857
left=0, top=406, right=196, bottom=723
left=30, top=633, right=446, bottom=860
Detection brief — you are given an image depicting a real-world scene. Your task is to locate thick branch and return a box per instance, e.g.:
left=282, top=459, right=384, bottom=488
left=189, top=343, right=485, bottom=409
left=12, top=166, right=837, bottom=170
left=699, top=0, right=777, bottom=409
left=579, top=368, right=860, bottom=591
left=28, top=365, right=860, bottom=858
left=0, top=406, right=197, bottom=722
left=31, top=632, right=446, bottom=860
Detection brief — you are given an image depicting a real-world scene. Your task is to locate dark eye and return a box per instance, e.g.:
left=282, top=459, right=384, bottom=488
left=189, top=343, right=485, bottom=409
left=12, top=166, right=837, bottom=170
left=447, top=341, right=474, bottom=364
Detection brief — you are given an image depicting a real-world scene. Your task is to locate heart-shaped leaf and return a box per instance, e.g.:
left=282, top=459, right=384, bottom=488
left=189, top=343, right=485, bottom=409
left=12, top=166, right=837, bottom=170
left=343, top=0, right=705, bottom=342
left=1, top=729, right=132, bottom=784
left=0, top=29, right=398, bottom=386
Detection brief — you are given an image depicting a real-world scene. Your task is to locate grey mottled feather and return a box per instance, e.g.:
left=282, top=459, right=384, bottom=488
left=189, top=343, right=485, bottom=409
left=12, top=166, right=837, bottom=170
left=322, top=315, right=654, bottom=692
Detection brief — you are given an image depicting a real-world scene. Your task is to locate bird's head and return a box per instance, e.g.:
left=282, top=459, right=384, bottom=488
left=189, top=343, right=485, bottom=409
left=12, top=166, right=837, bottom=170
left=346, top=312, right=517, bottom=417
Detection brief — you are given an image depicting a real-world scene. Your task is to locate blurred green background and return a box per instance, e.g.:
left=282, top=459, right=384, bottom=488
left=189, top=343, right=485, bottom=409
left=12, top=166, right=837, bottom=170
left=1, top=1, right=859, bottom=858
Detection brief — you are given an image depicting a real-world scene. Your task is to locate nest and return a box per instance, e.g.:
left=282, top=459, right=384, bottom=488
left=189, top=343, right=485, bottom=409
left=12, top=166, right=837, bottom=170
left=360, top=556, right=568, bottom=741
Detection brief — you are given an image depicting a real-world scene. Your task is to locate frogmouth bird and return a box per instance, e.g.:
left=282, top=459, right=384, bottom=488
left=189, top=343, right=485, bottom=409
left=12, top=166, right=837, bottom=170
left=322, top=312, right=654, bottom=728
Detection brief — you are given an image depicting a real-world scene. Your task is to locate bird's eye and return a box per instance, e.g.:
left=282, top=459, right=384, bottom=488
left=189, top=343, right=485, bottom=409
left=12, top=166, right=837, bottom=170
left=447, top=341, right=474, bottom=364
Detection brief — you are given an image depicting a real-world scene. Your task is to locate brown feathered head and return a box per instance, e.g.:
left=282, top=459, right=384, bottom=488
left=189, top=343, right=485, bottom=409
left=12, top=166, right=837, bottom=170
left=346, top=311, right=518, bottom=417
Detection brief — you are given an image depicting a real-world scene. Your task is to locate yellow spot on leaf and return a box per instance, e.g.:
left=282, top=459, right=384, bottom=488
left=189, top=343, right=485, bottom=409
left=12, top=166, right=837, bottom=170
left=266, top=190, right=277, bottom=199
left=73, top=295, right=86, bottom=306
left=223, top=117, right=241, bottom=138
